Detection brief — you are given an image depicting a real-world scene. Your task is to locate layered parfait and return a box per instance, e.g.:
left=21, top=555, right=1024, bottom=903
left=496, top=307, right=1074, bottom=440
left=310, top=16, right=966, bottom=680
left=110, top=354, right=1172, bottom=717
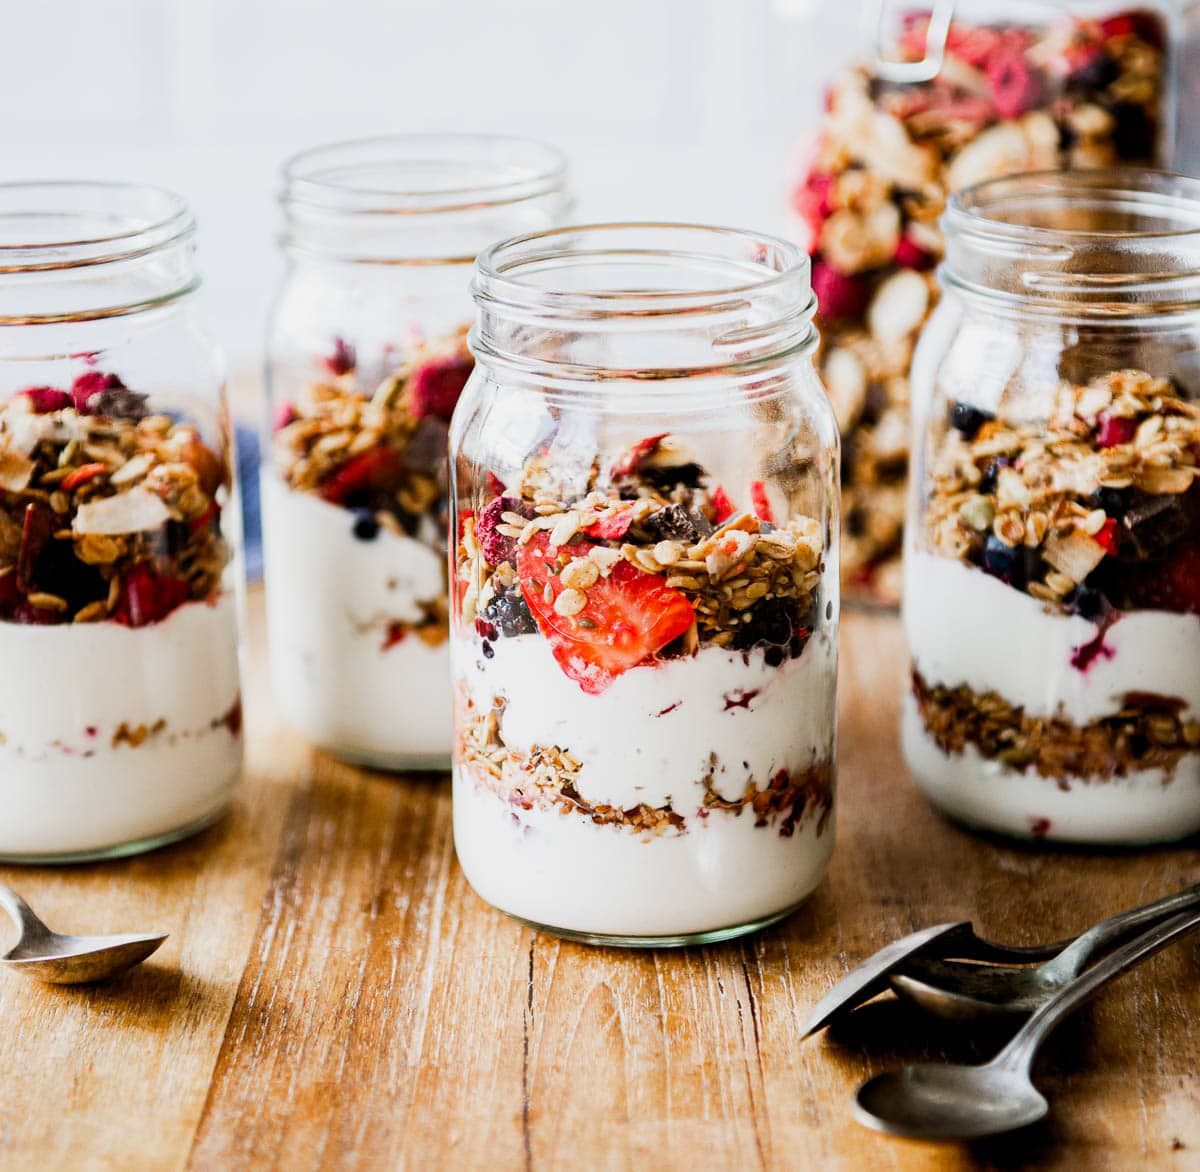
left=794, top=9, right=1168, bottom=604
left=452, top=434, right=837, bottom=940
left=264, top=329, right=472, bottom=767
left=904, top=370, right=1200, bottom=843
left=0, top=371, right=241, bottom=859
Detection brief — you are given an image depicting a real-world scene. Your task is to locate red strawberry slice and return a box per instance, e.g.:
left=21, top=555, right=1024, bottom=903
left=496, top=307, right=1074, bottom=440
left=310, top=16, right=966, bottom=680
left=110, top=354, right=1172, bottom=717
left=711, top=486, right=735, bottom=525
left=1096, top=413, right=1137, bottom=448
left=517, top=533, right=695, bottom=694
left=610, top=434, right=667, bottom=479
left=1132, top=544, right=1200, bottom=615
left=409, top=352, right=473, bottom=421
left=318, top=448, right=400, bottom=504
left=582, top=504, right=636, bottom=540
left=750, top=480, right=774, bottom=523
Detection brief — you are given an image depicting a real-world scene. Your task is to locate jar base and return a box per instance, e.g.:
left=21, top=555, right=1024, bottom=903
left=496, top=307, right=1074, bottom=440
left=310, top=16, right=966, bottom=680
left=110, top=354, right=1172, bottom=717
left=0, top=804, right=231, bottom=866
left=323, top=746, right=451, bottom=774
left=500, top=899, right=812, bottom=949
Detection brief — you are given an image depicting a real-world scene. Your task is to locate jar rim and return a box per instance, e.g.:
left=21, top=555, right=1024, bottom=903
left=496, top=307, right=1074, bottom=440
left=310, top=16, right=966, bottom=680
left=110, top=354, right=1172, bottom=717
left=282, top=133, right=569, bottom=215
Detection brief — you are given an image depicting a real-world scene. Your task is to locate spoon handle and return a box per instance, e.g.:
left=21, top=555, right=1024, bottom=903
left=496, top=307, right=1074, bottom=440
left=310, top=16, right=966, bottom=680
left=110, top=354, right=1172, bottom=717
left=1056, top=882, right=1200, bottom=972
left=0, top=883, right=49, bottom=939
left=995, top=907, right=1200, bottom=1075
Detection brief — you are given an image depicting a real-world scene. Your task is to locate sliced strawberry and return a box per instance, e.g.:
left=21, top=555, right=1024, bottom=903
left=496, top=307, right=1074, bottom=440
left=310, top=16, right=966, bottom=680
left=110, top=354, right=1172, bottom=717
left=1131, top=543, right=1200, bottom=615
left=115, top=563, right=191, bottom=627
left=610, top=434, right=667, bottom=479
left=1095, top=517, right=1120, bottom=556
left=1096, top=413, right=1137, bottom=448
left=711, top=486, right=735, bottom=525
left=16, top=503, right=54, bottom=592
left=517, top=533, right=695, bottom=694
left=318, top=447, right=400, bottom=504
left=581, top=504, right=636, bottom=540
left=409, top=352, right=473, bottom=421
left=60, top=462, right=108, bottom=492
left=750, top=480, right=774, bottom=523
left=17, top=387, right=71, bottom=414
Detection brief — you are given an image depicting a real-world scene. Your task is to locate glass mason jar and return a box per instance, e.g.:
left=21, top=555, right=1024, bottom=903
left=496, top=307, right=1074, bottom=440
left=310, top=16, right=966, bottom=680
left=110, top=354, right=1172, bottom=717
left=450, top=224, right=840, bottom=946
left=0, top=182, right=242, bottom=862
left=904, top=168, right=1200, bottom=845
left=263, top=135, right=571, bottom=771
left=793, top=0, right=1183, bottom=607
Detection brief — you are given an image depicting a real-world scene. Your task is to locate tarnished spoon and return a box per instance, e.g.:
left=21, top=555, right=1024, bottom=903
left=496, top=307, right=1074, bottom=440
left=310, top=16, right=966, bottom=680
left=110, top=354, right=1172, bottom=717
left=890, top=883, right=1200, bottom=1019
left=855, top=906, right=1200, bottom=1141
left=0, top=883, right=167, bottom=985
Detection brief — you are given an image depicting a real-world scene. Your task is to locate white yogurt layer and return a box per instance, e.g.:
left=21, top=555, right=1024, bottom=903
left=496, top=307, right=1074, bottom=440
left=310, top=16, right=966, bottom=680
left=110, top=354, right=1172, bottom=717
left=453, top=631, right=837, bottom=937
left=454, top=771, right=833, bottom=938
left=902, top=695, right=1200, bottom=845
left=0, top=595, right=242, bottom=858
left=905, top=551, right=1200, bottom=724
left=262, top=474, right=452, bottom=769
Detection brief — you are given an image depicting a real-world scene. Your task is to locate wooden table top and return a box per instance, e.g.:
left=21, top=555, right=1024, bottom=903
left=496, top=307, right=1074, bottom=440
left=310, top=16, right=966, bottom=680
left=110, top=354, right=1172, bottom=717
left=2, top=592, right=1197, bottom=1171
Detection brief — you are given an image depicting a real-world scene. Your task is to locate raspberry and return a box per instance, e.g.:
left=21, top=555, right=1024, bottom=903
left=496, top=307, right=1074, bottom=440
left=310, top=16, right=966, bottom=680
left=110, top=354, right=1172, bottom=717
left=69, top=370, right=122, bottom=414
left=986, top=45, right=1042, bottom=119
left=811, top=261, right=869, bottom=323
left=17, top=387, right=71, bottom=414
left=1096, top=413, right=1137, bottom=448
left=322, top=337, right=356, bottom=376
left=409, top=352, right=473, bottom=421
left=476, top=496, right=531, bottom=566
left=894, top=232, right=937, bottom=271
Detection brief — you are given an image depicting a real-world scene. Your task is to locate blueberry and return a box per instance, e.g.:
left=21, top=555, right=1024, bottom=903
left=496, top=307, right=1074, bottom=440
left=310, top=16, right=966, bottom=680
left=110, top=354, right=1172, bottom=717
left=978, top=456, right=1009, bottom=496
left=1065, top=584, right=1108, bottom=621
left=950, top=401, right=993, bottom=439
left=484, top=587, right=537, bottom=637
left=1088, top=486, right=1128, bottom=519
left=352, top=511, right=380, bottom=541
left=981, top=535, right=1023, bottom=586
left=733, top=597, right=796, bottom=653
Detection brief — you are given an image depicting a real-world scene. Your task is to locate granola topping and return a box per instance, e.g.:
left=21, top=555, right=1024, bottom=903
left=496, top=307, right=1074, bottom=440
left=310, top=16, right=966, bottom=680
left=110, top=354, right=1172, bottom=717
left=795, top=9, right=1168, bottom=603
left=0, top=373, right=228, bottom=627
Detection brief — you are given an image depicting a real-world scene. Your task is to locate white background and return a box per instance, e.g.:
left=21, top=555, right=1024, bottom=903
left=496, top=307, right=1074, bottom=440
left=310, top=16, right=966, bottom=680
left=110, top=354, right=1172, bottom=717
left=1, top=0, right=860, bottom=366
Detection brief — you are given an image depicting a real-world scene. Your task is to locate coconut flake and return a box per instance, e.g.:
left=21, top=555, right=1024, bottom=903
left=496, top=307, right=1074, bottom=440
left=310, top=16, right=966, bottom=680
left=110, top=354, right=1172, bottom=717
left=0, top=446, right=34, bottom=492
left=73, top=488, right=170, bottom=535
left=867, top=270, right=930, bottom=344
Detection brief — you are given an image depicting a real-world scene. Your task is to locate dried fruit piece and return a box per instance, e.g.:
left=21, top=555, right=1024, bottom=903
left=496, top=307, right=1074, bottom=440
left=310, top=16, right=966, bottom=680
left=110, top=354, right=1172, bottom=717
left=894, top=232, right=937, bottom=272
left=322, top=337, right=357, bottom=376
left=16, top=503, right=54, bottom=591
left=1131, top=544, right=1200, bottom=615
left=476, top=496, right=531, bottom=566
left=811, top=261, right=869, bottom=323
left=69, top=370, right=122, bottom=414
left=710, top=486, right=736, bottom=525
left=750, top=481, right=775, bottom=524
left=317, top=448, right=401, bottom=505
left=17, top=387, right=71, bottom=414
left=581, top=504, right=636, bottom=541
left=1096, top=413, right=1137, bottom=448
left=60, top=462, right=108, bottom=492
left=409, top=352, right=472, bottom=420
left=517, top=533, right=695, bottom=694
left=986, top=45, right=1042, bottom=119
left=610, top=434, right=668, bottom=479
left=115, top=563, right=192, bottom=627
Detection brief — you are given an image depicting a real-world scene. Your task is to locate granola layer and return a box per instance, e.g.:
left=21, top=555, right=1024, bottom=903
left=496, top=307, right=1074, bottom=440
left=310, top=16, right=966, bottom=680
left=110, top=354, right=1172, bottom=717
left=271, top=328, right=473, bottom=646
left=0, top=374, right=229, bottom=626
left=795, top=10, right=1168, bottom=603
left=922, top=370, right=1200, bottom=614
left=912, top=668, right=1200, bottom=782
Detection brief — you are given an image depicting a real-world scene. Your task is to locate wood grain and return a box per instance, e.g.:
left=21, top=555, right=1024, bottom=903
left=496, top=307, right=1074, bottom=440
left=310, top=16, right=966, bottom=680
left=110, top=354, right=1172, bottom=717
left=1, top=597, right=1197, bottom=1170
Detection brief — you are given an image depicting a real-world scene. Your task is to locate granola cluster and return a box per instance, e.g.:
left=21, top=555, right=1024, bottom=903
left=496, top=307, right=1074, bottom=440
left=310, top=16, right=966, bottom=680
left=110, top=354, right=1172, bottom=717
left=0, top=374, right=228, bottom=627
left=272, top=328, right=473, bottom=646
left=795, top=9, right=1168, bottom=603
left=923, top=371, right=1200, bottom=614
left=458, top=698, right=834, bottom=837
left=913, top=671, right=1200, bottom=782
left=456, top=435, right=826, bottom=692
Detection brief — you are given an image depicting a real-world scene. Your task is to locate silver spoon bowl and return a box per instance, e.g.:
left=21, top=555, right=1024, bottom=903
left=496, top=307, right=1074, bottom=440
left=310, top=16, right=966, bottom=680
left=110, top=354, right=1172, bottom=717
left=856, top=906, right=1200, bottom=1141
left=890, top=883, right=1200, bottom=1019
left=0, top=883, right=167, bottom=985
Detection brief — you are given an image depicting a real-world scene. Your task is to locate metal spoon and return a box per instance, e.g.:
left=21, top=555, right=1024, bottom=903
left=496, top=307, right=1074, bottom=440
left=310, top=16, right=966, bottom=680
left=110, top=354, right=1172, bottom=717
left=890, top=883, right=1200, bottom=1020
left=0, top=883, right=167, bottom=985
left=855, top=906, right=1200, bottom=1141
left=801, top=921, right=1063, bottom=1038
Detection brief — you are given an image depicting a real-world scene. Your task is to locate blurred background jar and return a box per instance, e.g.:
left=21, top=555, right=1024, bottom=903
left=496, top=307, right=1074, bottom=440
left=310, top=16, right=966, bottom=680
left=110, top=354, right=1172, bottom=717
left=0, top=181, right=241, bottom=861
left=450, top=223, right=839, bottom=944
left=903, top=168, right=1200, bottom=845
left=791, top=0, right=1186, bottom=608
left=263, top=135, right=571, bottom=772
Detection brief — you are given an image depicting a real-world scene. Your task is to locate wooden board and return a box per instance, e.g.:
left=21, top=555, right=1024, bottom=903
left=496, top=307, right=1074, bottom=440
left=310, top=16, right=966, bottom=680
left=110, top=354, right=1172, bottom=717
left=0, top=595, right=1197, bottom=1171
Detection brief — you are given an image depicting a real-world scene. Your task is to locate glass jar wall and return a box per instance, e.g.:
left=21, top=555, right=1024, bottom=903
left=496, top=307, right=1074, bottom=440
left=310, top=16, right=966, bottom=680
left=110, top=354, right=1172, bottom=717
left=263, top=135, right=571, bottom=771
left=903, top=169, right=1200, bottom=845
left=451, top=224, right=840, bottom=946
left=0, top=182, right=241, bottom=861
left=793, top=0, right=1182, bottom=606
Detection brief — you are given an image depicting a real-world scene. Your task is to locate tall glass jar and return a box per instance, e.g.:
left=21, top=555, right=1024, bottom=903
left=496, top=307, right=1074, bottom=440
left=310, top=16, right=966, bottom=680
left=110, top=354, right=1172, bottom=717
left=793, top=0, right=1183, bottom=607
left=0, top=182, right=241, bottom=862
left=450, top=224, right=840, bottom=946
left=263, top=135, right=571, bottom=771
left=904, top=168, right=1200, bottom=845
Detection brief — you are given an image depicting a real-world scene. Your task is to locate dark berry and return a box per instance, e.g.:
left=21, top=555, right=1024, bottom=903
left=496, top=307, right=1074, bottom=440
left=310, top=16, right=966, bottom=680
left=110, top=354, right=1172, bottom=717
left=643, top=504, right=709, bottom=544
left=1111, top=102, right=1155, bottom=161
left=483, top=587, right=538, bottom=637
left=482, top=641, right=495, bottom=659
left=409, top=353, right=473, bottom=421
left=981, top=535, right=1023, bottom=586
left=1089, top=486, right=1128, bottom=518
left=1065, top=584, right=1108, bottom=620
left=950, top=401, right=993, bottom=439
left=638, top=462, right=705, bottom=492
left=352, top=511, right=380, bottom=541
left=978, top=456, right=1010, bottom=495
left=733, top=597, right=796, bottom=653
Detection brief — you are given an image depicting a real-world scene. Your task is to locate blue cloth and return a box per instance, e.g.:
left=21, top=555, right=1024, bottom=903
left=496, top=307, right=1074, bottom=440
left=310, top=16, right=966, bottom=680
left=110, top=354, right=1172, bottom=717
left=236, top=424, right=263, bottom=582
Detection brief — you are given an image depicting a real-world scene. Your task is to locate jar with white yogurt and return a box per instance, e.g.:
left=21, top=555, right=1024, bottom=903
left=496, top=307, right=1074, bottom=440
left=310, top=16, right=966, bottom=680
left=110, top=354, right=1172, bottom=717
left=264, top=135, right=571, bottom=771
left=0, top=182, right=242, bottom=862
left=451, top=224, right=840, bottom=945
left=904, top=168, right=1200, bottom=844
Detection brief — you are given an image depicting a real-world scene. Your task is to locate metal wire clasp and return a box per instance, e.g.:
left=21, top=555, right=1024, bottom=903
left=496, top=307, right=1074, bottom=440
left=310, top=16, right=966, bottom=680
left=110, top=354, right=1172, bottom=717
left=864, top=0, right=956, bottom=83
